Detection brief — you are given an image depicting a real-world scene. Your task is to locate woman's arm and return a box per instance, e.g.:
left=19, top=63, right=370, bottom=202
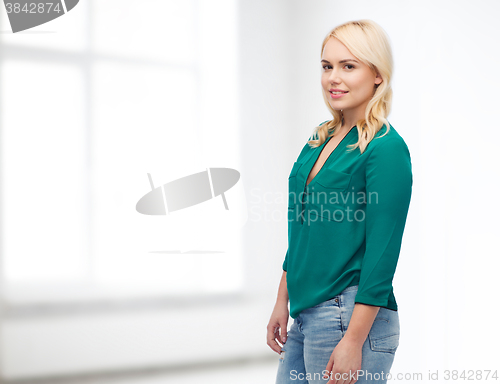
left=266, top=271, right=289, bottom=354
left=343, top=303, right=380, bottom=345
left=354, top=137, right=412, bottom=308
left=324, top=303, right=379, bottom=382
left=276, top=270, right=289, bottom=304
left=325, top=137, right=412, bottom=382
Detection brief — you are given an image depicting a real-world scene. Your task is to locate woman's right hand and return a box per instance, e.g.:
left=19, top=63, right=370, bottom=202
left=266, top=300, right=289, bottom=354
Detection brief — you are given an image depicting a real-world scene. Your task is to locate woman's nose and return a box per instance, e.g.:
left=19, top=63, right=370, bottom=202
left=328, top=69, right=341, bottom=84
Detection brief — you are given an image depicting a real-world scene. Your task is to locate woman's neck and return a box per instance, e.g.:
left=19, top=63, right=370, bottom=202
left=337, top=118, right=356, bottom=135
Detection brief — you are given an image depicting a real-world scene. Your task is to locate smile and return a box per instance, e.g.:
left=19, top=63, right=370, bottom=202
left=329, top=91, right=348, bottom=99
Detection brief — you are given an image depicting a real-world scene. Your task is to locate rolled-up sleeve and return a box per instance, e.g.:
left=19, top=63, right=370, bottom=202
left=354, top=138, right=413, bottom=309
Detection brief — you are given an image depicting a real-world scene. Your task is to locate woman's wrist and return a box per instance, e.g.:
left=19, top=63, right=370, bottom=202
left=341, top=331, right=367, bottom=348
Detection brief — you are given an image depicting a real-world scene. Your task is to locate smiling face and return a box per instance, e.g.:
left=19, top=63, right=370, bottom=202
left=321, top=37, right=382, bottom=122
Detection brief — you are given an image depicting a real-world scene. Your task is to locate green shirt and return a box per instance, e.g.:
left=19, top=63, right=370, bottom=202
left=283, top=121, right=413, bottom=319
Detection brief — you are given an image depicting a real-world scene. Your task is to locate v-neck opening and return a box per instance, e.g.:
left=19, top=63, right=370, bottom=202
left=305, top=126, right=355, bottom=187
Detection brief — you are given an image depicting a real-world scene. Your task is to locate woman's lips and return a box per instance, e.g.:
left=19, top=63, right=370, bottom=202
left=330, top=91, right=348, bottom=99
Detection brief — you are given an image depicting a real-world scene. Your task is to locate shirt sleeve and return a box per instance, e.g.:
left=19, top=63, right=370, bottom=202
left=282, top=249, right=288, bottom=272
left=354, top=138, right=413, bottom=308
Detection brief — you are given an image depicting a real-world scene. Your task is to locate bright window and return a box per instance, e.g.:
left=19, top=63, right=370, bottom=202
left=0, top=0, right=243, bottom=301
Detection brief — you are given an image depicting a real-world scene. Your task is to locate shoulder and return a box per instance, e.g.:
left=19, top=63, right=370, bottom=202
left=364, top=124, right=413, bottom=189
left=307, top=120, right=330, bottom=141
left=297, top=120, right=330, bottom=160
left=367, top=123, right=411, bottom=159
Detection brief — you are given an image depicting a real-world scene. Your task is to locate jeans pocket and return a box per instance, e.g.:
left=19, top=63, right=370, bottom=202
left=367, top=309, right=400, bottom=354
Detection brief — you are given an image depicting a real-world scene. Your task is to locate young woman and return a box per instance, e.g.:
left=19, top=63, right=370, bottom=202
left=266, top=20, right=413, bottom=384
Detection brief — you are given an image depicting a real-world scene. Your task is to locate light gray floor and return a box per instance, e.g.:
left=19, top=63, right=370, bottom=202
left=114, top=359, right=279, bottom=384
left=9, top=358, right=279, bottom=384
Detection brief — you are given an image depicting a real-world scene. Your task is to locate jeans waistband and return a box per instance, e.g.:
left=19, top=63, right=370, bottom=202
left=309, top=285, right=359, bottom=309
left=340, top=284, right=358, bottom=294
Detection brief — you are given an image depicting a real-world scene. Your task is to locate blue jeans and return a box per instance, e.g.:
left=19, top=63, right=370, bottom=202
left=275, top=285, right=399, bottom=383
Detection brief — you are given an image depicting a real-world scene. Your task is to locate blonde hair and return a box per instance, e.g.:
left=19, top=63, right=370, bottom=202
left=309, top=19, right=393, bottom=154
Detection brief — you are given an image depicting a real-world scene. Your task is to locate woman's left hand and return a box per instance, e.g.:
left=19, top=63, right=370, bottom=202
left=323, top=336, right=363, bottom=384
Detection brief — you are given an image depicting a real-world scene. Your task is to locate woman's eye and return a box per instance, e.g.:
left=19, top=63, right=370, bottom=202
left=322, top=64, right=354, bottom=70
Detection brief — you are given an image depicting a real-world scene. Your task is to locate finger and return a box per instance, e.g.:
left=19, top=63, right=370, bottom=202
left=266, top=323, right=279, bottom=337
left=324, top=371, right=332, bottom=384
left=278, top=321, right=288, bottom=344
left=268, top=339, right=282, bottom=354
left=266, top=326, right=282, bottom=353
left=325, top=370, right=336, bottom=384
left=274, top=326, right=284, bottom=347
left=343, top=371, right=353, bottom=384
left=324, top=358, right=334, bottom=376
left=346, top=372, right=354, bottom=384
left=342, top=370, right=354, bottom=384
left=348, top=370, right=359, bottom=384
left=328, top=369, right=346, bottom=384
left=331, top=371, right=345, bottom=384
left=266, top=332, right=281, bottom=354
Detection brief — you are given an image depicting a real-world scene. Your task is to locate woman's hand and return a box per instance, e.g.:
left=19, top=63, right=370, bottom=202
left=266, top=299, right=289, bottom=354
left=324, top=336, right=363, bottom=384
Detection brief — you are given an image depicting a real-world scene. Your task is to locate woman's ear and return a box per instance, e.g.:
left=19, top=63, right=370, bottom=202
left=375, top=72, right=383, bottom=85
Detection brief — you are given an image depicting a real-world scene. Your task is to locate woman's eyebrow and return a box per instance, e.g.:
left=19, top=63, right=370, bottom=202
left=321, top=59, right=360, bottom=64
